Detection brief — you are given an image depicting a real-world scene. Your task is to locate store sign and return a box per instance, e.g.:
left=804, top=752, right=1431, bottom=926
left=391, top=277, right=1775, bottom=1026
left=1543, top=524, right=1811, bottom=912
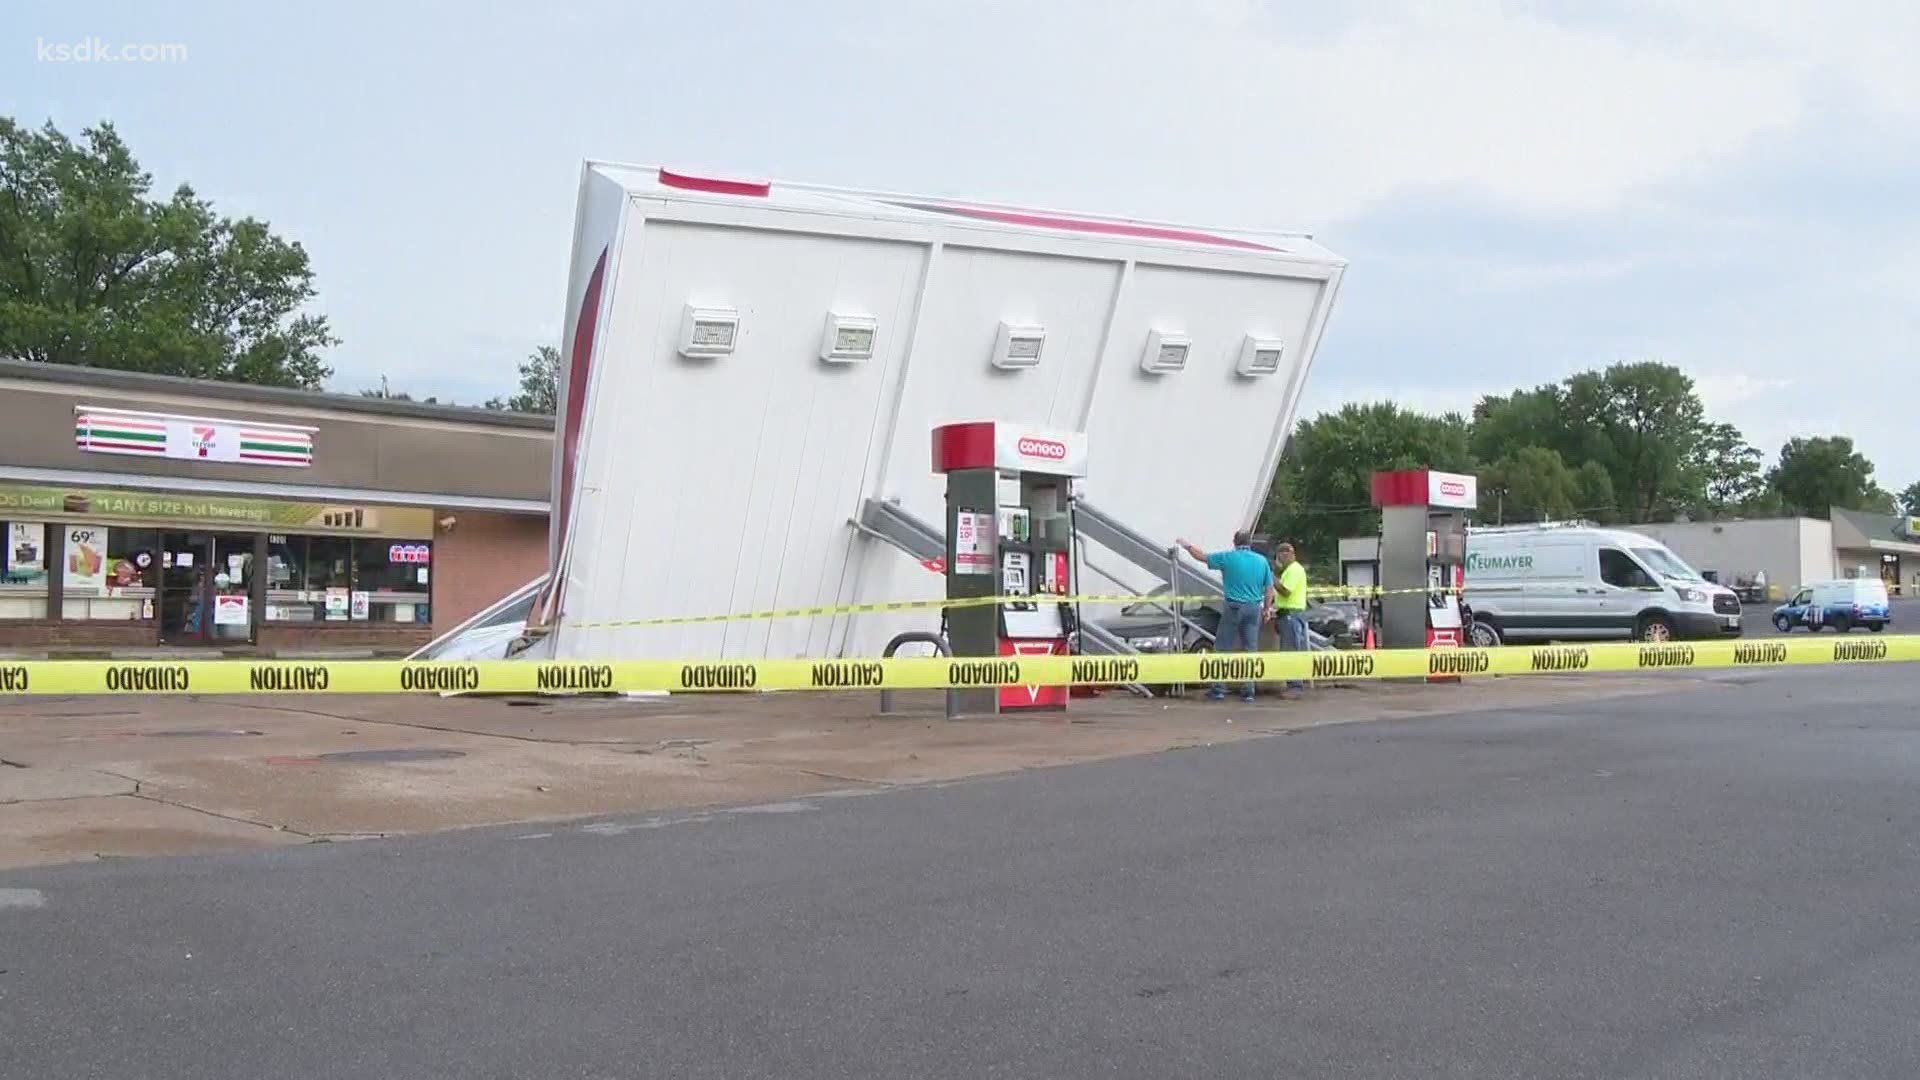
left=75, top=407, right=315, bottom=468
left=0, top=484, right=434, bottom=538
left=1426, top=471, right=1479, bottom=510
left=992, top=424, right=1089, bottom=478
left=1902, top=516, right=1920, bottom=540
left=63, top=525, right=108, bottom=594
left=213, top=594, right=250, bottom=627
left=6, top=522, right=44, bottom=578
left=388, top=543, right=432, bottom=564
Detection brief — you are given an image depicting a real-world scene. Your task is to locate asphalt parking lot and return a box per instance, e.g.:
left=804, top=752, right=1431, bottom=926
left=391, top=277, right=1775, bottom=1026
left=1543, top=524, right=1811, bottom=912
left=6, top=664, right=1918, bottom=1078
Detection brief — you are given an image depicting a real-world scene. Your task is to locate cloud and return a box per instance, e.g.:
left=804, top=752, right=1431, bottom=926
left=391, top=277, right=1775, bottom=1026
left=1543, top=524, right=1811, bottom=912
left=1691, top=374, right=1796, bottom=412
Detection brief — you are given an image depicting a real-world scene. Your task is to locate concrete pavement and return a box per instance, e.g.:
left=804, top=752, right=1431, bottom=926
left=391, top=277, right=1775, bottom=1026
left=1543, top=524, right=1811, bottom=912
left=2, top=673, right=1691, bottom=867
left=2, top=664, right=1916, bottom=1077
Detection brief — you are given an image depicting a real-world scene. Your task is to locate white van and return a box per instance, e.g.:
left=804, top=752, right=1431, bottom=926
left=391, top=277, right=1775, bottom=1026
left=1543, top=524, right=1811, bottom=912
left=1462, top=523, right=1744, bottom=645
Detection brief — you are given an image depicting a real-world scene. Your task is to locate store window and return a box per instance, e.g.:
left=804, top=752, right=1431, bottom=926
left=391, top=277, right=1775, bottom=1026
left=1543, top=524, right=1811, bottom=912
left=259, top=534, right=432, bottom=625
left=356, top=539, right=432, bottom=625
left=60, top=524, right=153, bottom=622
left=265, top=535, right=315, bottom=623
left=0, top=519, right=50, bottom=620
left=96, top=527, right=161, bottom=622
left=307, top=536, right=355, bottom=622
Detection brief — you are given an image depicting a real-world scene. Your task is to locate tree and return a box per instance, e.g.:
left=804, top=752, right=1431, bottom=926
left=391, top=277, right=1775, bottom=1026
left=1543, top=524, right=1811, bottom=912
left=0, top=118, right=336, bottom=387
left=1262, top=402, right=1474, bottom=565
left=1480, top=446, right=1579, bottom=524
left=1689, top=421, right=1768, bottom=518
left=1898, top=481, right=1920, bottom=516
left=1561, top=362, right=1710, bottom=522
left=1767, top=436, right=1889, bottom=518
left=1473, top=362, right=1716, bottom=523
left=1571, top=461, right=1617, bottom=523
left=486, top=345, right=558, bottom=414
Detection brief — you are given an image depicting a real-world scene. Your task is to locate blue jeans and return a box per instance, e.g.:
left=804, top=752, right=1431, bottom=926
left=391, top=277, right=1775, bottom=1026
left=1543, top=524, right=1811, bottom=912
left=1212, top=600, right=1263, bottom=697
left=1277, top=611, right=1307, bottom=690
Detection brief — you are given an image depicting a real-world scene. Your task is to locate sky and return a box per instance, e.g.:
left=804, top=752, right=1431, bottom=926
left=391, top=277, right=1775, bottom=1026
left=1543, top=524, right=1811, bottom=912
left=8, top=0, right=1918, bottom=487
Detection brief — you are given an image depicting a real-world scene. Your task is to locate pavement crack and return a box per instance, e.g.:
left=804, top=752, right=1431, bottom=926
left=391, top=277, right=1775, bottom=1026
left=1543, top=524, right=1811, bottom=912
left=241, top=703, right=644, bottom=747
left=122, top=789, right=313, bottom=840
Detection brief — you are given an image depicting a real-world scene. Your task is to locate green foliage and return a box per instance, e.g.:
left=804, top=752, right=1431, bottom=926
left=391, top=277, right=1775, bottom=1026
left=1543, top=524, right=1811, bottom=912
left=0, top=117, right=335, bottom=388
left=485, top=345, right=559, bottom=414
left=1899, top=481, right=1920, bottom=517
left=1260, top=402, right=1473, bottom=565
left=1691, top=421, right=1770, bottom=518
left=1473, top=362, right=1725, bottom=523
left=1271, top=360, right=1894, bottom=547
left=1768, top=436, right=1891, bottom=518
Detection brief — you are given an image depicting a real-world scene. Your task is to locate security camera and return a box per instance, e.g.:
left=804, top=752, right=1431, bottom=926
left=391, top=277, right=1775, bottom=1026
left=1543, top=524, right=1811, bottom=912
left=437, top=515, right=458, bottom=531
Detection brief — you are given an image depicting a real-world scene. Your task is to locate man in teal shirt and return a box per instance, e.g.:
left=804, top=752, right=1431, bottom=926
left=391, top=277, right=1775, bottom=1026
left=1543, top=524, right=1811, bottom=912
left=1178, top=530, right=1274, bottom=701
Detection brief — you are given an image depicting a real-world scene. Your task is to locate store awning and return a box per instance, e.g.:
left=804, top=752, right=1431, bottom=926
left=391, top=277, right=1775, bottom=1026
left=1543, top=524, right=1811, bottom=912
left=0, top=465, right=549, bottom=516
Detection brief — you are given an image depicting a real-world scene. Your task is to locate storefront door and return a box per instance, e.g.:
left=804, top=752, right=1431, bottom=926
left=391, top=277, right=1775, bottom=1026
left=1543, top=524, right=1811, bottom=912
left=159, top=532, right=256, bottom=645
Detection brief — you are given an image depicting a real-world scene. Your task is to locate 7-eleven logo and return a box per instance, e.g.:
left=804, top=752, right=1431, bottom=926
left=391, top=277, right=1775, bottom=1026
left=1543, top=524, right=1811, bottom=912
left=191, top=425, right=217, bottom=458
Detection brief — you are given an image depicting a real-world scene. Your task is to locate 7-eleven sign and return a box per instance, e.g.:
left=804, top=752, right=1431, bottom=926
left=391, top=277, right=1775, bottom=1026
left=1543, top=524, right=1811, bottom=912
left=998, top=638, right=1067, bottom=711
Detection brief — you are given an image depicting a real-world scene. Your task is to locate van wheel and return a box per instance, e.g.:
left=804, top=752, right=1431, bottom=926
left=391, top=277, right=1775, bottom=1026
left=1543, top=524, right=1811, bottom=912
left=1869, top=621, right=1885, bottom=633
left=1468, top=620, right=1502, bottom=647
left=1772, top=613, right=1793, bottom=633
left=1635, top=614, right=1675, bottom=643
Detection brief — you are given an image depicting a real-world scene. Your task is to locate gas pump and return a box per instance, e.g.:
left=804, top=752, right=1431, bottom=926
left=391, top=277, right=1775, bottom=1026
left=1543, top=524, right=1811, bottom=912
left=932, top=421, right=1087, bottom=714
left=1371, top=469, right=1477, bottom=660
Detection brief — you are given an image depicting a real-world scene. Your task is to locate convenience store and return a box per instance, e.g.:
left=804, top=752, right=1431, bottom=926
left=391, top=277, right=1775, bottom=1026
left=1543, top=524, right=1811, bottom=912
left=0, top=359, right=552, bottom=652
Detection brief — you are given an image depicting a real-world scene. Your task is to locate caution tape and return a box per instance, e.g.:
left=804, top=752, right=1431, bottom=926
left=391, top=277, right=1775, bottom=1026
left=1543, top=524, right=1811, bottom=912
left=2, top=636, right=1915, bottom=696
left=565, top=585, right=1449, bottom=631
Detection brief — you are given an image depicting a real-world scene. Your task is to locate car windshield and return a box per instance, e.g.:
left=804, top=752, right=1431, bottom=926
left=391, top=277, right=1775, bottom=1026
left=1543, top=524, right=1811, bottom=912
left=1632, top=546, right=1703, bottom=582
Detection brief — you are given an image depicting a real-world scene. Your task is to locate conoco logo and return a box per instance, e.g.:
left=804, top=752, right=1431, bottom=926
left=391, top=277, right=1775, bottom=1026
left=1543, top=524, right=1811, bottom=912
left=1439, top=480, right=1467, bottom=497
left=1017, top=437, right=1067, bottom=460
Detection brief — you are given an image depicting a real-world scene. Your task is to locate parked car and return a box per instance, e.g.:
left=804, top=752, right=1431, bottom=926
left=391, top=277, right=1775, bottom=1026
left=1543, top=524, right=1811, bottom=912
left=1092, top=586, right=1359, bottom=653
left=1771, top=578, right=1890, bottom=633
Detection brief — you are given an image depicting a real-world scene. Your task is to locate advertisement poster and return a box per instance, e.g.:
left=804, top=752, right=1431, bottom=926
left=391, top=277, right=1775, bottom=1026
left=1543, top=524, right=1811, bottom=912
left=0, top=483, right=433, bottom=538
left=350, top=591, right=371, bottom=621
left=954, top=509, right=992, bottom=575
left=213, top=594, right=250, bottom=627
left=63, top=525, right=109, bottom=594
left=6, top=522, right=44, bottom=578
left=324, top=587, right=351, bottom=621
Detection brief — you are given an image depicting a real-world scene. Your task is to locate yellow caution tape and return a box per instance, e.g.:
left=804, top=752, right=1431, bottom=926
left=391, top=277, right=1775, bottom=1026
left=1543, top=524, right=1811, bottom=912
left=2, top=636, right=1912, bottom=696
left=566, top=585, right=1450, bottom=631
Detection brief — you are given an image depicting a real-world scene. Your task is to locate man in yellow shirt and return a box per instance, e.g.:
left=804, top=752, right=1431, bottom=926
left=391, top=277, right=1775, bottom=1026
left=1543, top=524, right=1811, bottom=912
left=1273, top=542, right=1309, bottom=698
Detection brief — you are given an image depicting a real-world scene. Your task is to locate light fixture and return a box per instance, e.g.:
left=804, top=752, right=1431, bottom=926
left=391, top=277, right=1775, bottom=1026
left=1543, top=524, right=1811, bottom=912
left=1140, top=329, right=1191, bottom=375
left=1236, top=335, right=1285, bottom=376
left=820, top=312, right=878, bottom=364
left=991, top=322, right=1046, bottom=370
left=679, top=304, right=739, bottom=358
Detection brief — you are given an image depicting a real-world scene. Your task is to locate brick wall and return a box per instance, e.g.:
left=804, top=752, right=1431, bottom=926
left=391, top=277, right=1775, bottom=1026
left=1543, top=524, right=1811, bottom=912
left=0, top=620, right=158, bottom=648
left=430, top=510, right=548, bottom=636
left=256, top=625, right=429, bottom=653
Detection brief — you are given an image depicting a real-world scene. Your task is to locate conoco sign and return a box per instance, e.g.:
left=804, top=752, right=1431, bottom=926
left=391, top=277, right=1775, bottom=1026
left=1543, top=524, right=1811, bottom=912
left=994, top=425, right=1087, bottom=477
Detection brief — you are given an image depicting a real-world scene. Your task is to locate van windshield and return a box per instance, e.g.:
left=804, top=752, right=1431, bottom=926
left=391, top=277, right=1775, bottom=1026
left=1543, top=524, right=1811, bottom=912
left=1631, top=546, right=1702, bottom=581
